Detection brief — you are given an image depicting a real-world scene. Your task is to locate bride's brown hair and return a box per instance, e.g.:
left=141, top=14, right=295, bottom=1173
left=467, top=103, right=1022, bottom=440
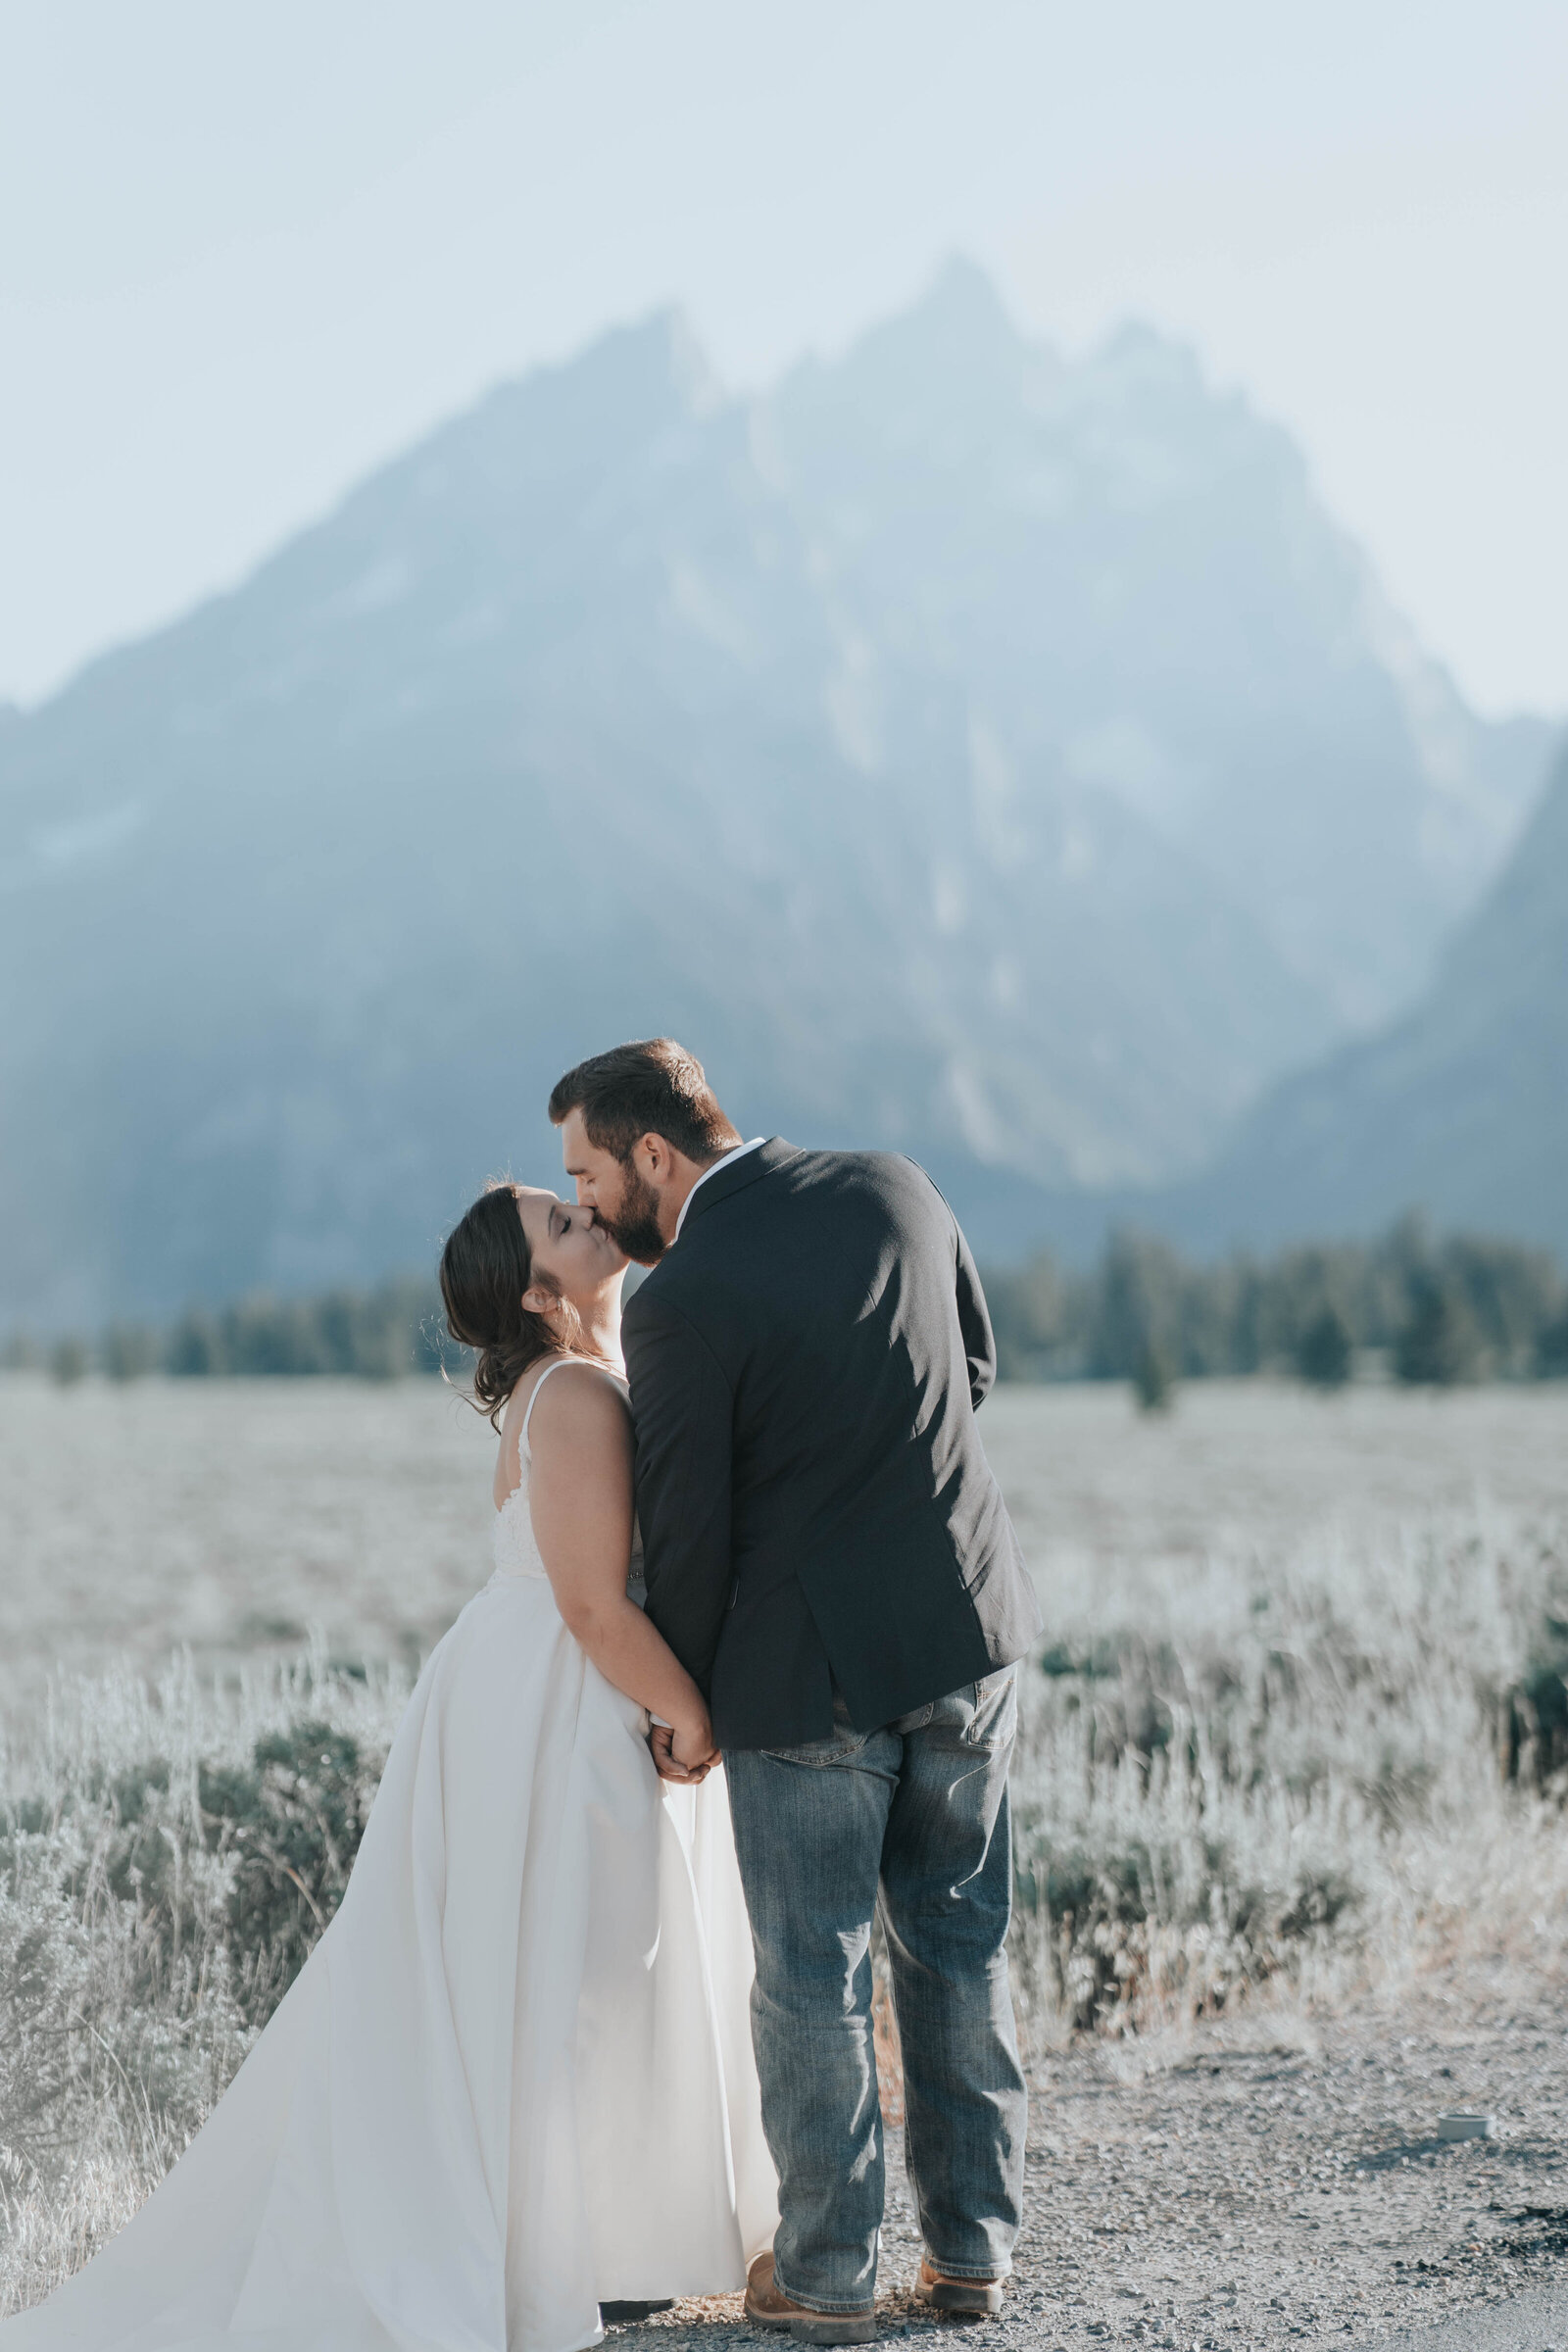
left=439, top=1182, right=583, bottom=1429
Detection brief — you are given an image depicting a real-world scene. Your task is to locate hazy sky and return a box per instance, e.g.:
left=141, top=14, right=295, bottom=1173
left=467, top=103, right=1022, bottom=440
left=3, top=0, right=1564, bottom=715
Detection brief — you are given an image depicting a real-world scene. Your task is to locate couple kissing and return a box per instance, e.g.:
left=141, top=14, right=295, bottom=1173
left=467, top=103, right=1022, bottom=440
left=7, top=1038, right=1043, bottom=2352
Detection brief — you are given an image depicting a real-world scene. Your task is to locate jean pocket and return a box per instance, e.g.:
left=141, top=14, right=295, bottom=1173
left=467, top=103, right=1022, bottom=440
left=763, top=1722, right=870, bottom=1768
left=960, top=1665, right=1019, bottom=1747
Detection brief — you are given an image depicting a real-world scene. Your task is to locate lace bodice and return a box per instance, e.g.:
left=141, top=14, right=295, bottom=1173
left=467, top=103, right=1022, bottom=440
left=490, top=1356, right=646, bottom=1601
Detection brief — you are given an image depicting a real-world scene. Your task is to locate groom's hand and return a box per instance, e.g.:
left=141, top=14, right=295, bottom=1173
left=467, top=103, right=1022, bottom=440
left=650, top=1720, right=718, bottom=1785
left=649, top=1722, right=705, bottom=1783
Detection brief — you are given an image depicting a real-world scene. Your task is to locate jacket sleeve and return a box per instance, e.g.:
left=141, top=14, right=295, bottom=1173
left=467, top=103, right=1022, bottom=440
left=954, top=1217, right=999, bottom=1412
left=623, top=1285, right=735, bottom=1696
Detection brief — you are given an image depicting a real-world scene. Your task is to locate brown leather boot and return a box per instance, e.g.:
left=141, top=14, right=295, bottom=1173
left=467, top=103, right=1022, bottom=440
left=913, top=2257, right=1005, bottom=2315
left=745, top=2253, right=877, bottom=2343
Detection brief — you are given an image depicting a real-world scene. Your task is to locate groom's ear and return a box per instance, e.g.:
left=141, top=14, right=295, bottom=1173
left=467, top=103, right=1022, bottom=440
left=633, top=1131, right=672, bottom=1185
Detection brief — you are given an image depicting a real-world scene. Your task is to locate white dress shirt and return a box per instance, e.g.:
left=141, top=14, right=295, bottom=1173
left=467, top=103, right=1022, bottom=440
left=672, top=1137, right=767, bottom=1244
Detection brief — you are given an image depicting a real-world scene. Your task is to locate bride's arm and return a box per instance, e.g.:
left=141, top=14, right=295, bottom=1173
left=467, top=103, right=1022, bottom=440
left=525, top=1366, right=717, bottom=1776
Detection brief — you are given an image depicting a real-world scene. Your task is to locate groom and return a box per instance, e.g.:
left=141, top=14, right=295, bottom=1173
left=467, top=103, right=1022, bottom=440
left=550, top=1039, right=1042, bottom=2346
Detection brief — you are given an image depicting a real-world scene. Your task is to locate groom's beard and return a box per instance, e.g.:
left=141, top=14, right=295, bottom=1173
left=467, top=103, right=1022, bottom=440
left=600, top=1164, right=666, bottom=1265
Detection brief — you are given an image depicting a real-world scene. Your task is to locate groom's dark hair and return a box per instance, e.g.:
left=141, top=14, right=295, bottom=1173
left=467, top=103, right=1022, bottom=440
left=549, top=1038, right=742, bottom=1166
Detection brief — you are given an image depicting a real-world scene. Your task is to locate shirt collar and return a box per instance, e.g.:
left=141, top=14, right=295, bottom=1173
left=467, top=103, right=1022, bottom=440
left=672, top=1137, right=767, bottom=1243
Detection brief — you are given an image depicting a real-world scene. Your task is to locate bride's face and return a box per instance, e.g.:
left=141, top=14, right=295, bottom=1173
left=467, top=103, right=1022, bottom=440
left=514, top=1187, right=626, bottom=1309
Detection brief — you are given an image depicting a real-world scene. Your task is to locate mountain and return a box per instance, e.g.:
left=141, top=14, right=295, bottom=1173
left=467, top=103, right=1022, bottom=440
left=1169, top=735, right=1568, bottom=1255
left=764, top=263, right=1548, bottom=1028
left=0, top=264, right=1551, bottom=1322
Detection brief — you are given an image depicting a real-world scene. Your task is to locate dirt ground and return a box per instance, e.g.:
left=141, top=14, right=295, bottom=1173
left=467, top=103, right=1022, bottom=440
left=613, top=1950, right=1568, bottom=2349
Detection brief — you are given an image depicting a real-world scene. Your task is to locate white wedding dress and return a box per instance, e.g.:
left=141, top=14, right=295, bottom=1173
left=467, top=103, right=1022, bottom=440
left=8, top=1358, right=777, bottom=2352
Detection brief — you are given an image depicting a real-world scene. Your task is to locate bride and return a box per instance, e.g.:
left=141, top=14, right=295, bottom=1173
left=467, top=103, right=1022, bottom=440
left=6, top=1181, right=777, bottom=2352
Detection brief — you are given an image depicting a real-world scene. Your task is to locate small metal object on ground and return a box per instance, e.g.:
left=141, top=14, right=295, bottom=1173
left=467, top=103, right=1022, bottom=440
left=1437, top=2110, right=1495, bottom=2140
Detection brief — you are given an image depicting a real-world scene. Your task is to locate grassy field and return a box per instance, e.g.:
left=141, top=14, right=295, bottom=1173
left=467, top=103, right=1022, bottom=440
left=3, top=1374, right=1567, bottom=2312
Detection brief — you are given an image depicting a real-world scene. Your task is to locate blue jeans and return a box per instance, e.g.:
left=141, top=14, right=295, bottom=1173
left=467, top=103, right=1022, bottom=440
left=724, top=1668, right=1025, bottom=2317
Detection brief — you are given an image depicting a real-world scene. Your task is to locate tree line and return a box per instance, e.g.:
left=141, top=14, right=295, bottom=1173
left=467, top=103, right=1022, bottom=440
left=3, top=1217, right=1565, bottom=1394
left=2, top=1279, right=457, bottom=1386
left=981, top=1214, right=1568, bottom=1396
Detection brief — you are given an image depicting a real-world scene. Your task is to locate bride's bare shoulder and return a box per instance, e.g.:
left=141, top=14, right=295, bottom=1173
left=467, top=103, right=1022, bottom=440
left=495, top=1359, right=627, bottom=1504
left=524, top=1359, right=632, bottom=1454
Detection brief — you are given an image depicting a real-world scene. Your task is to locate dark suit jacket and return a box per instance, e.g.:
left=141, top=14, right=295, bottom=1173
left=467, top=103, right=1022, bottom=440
left=622, top=1139, right=1042, bottom=1748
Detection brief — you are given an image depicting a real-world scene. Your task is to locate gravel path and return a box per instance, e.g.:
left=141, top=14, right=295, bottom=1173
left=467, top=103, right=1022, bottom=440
left=1376, top=2283, right=1568, bottom=2351
left=610, top=1952, right=1568, bottom=2350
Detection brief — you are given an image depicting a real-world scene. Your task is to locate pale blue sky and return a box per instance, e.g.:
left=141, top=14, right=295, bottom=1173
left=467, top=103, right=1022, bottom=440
left=2, top=0, right=1564, bottom=713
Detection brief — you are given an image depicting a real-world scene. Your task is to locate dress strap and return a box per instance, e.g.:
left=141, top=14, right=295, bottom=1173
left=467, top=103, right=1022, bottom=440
left=519, top=1355, right=606, bottom=1461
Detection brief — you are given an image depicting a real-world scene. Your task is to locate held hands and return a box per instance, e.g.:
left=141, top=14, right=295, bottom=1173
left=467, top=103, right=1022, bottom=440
left=650, top=1711, right=720, bottom=1787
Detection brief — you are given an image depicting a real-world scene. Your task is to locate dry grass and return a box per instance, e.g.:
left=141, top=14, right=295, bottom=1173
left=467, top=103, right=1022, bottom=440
left=0, top=1648, right=407, bottom=2314
left=3, top=1375, right=1567, bottom=2311
left=1004, top=1508, right=1568, bottom=2049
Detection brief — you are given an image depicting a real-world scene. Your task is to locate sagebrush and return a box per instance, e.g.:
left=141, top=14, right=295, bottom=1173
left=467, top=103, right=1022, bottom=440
left=5, top=1511, right=1568, bottom=2311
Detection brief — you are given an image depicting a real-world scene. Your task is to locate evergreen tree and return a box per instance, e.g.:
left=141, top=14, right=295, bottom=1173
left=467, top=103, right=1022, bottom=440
left=1132, top=1338, right=1176, bottom=1413
left=1395, top=1277, right=1480, bottom=1386
left=1297, top=1304, right=1353, bottom=1389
